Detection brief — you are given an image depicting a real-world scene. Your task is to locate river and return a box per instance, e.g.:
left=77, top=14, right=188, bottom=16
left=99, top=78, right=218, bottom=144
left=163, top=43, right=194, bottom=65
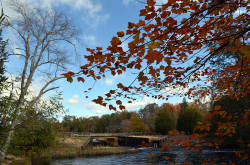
left=49, top=147, right=245, bottom=165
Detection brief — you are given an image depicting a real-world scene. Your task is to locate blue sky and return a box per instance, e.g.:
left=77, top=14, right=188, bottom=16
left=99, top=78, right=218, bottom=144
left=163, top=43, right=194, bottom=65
left=3, top=0, right=184, bottom=118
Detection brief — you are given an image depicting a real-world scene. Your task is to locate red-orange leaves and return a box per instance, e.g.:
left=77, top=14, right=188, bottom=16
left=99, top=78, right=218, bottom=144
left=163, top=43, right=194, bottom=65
left=128, top=22, right=135, bottom=29
left=62, top=72, right=75, bottom=83
left=109, top=104, right=116, bottom=111
left=116, top=100, right=122, bottom=105
left=119, top=105, right=125, bottom=110
left=145, top=50, right=163, bottom=64
left=140, top=9, right=147, bottom=16
left=161, top=11, right=170, bottom=18
left=66, top=77, right=73, bottom=83
left=147, top=0, right=155, bottom=6
left=77, top=77, right=85, bottom=83
left=117, top=31, right=125, bottom=37
left=92, top=96, right=104, bottom=105
left=137, top=20, right=145, bottom=27
left=110, top=36, right=122, bottom=46
left=117, top=70, right=123, bottom=75
left=214, top=105, right=221, bottom=111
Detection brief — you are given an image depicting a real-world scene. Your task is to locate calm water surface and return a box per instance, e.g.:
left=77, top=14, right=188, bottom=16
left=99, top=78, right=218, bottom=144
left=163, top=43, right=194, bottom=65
left=49, top=148, right=243, bottom=165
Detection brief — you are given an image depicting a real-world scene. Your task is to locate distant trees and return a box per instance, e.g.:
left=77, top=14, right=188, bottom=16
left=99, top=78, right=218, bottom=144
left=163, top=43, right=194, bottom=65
left=177, top=105, right=204, bottom=134
left=138, top=103, right=158, bottom=132
left=58, top=102, right=208, bottom=135
left=130, top=113, right=146, bottom=132
left=180, top=98, right=188, bottom=112
left=155, top=106, right=176, bottom=135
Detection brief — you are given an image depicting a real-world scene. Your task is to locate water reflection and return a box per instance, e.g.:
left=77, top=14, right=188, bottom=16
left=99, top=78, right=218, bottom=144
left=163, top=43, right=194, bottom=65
left=50, top=148, right=244, bottom=165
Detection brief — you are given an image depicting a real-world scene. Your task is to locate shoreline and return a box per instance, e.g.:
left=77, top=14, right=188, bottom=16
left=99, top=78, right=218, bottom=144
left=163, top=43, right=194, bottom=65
left=42, top=146, right=140, bottom=160
left=6, top=145, right=140, bottom=165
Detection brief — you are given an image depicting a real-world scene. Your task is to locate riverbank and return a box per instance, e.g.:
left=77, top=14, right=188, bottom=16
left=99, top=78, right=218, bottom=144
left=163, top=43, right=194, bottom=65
left=4, top=136, right=139, bottom=165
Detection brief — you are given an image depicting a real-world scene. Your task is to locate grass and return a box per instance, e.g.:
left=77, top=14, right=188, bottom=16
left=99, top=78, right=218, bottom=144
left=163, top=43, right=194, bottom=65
left=5, top=136, right=139, bottom=164
left=37, top=136, right=138, bottom=159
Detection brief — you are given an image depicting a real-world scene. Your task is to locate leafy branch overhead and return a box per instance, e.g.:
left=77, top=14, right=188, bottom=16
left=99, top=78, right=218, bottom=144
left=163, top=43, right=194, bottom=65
left=63, top=0, right=249, bottom=110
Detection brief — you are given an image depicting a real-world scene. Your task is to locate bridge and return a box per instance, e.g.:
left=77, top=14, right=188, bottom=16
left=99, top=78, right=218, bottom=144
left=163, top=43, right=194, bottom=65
left=64, top=132, right=169, bottom=148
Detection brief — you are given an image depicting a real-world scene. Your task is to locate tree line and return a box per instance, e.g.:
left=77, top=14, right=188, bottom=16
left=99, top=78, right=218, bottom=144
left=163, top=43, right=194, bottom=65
left=59, top=100, right=206, bottom=135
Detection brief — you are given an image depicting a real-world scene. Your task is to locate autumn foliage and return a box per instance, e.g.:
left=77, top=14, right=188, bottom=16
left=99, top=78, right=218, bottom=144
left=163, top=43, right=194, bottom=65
left=63, top=0, right=249, bottom=163
left=64, top=0, right=249, bottom=108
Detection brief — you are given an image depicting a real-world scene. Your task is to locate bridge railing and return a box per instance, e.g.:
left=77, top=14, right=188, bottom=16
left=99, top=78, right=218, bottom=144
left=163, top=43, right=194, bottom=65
left=63, top=132, right=152, bottom=137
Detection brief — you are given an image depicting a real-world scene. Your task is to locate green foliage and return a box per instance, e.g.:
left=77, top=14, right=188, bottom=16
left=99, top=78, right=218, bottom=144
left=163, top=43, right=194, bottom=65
left=9, top=106, right=56, bottom=156
left=61, top=111, right=133, bottom=133
left=154, top=106, right=176, bottom=135
left=180, top=98, right=188, bottom=112
left=130, top=113, right=145, bottom=132
left=0, top=93, right=64, bottom=156
left=0, top=97, right=16, bottom=147
left=177, top=105, right=204, bottom=134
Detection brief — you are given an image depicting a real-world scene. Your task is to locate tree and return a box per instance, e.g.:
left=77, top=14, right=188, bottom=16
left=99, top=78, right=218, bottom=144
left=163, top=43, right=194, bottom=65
left=177, top=105, right=204, bottom=134
left=138, top=103, right=158, bottom=132
left=130, top=112, right=146, bottom=132
left=155, top=106, right=176, bottom=135
left=0, top=0, right=78, bottom=162
left=180, top=98, right=188, bottom=112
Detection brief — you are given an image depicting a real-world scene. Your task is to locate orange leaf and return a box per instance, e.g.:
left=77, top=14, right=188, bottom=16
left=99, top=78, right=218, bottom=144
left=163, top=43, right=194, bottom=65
left=117, top=31, right=125, bottom=37
left=66, top=77, right=73, bottom=83
left=214, top=105, right=221, bottom=111
left=242, top=154, right=248, bottom=160
left=116, top=100, right=122, bottom=105
left=77, top=77, right=85, bottom=83
left=164, top=156, right=170, bottom=160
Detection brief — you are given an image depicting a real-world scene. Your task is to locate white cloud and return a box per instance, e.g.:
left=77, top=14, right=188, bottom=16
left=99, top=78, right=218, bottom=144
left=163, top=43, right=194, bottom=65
left=122, top=0, right=168, bottom=6
left=84, top=101, right=107, bottom=114
left=103, top=74, right=126, bottom=86
left=161, top=85, right=188, bottom=95
left=157, top=0, right=168, bottom=4
left=82, top=35, right=97, bottom=47
left=96, top=109, right=107, bottom=114
left=124, top=96, right=160, bottom=110
left=66, top=94, right=80, bottom=104
left=104, top=79, right=114, bottom=86
left=122, top=0, right=133, bottom=6
left=2, top=0, right=109, bottom=27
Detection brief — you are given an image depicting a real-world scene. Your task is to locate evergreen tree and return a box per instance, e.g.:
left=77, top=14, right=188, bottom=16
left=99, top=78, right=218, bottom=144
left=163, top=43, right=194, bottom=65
left=180, top=98, right=188, bottom=112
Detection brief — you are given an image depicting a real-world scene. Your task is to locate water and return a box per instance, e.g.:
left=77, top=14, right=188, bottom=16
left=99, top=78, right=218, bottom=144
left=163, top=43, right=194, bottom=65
left=49, top=148, right=245, bottom=165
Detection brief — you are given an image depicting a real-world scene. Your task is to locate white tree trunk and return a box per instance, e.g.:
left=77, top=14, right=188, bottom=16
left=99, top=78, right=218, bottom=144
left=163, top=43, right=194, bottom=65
left=0, top=120, right=17, bottom=164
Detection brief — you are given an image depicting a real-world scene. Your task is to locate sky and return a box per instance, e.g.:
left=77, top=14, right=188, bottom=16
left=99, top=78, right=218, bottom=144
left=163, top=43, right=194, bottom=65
left=2, top=0, right=184, bottom=118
